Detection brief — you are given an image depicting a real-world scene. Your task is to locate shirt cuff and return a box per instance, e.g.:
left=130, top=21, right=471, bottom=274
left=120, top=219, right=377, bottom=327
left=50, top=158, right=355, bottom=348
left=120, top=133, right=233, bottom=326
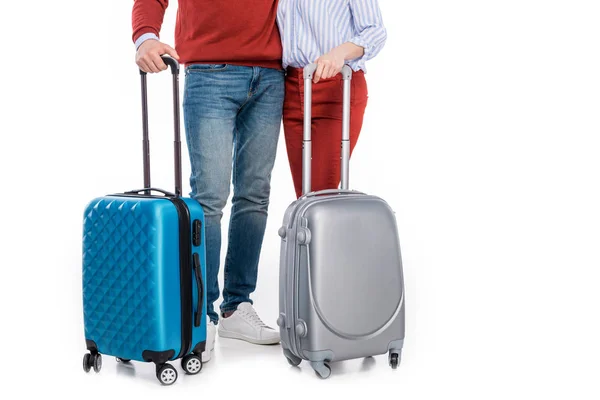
left=348, top=37, right=369, bottom=71
left=135, top=33, right=160, bottom=50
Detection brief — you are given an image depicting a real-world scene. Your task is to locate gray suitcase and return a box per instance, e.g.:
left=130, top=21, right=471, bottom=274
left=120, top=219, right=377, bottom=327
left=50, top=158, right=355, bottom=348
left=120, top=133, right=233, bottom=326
left=276, top=64, right=405, bottom=379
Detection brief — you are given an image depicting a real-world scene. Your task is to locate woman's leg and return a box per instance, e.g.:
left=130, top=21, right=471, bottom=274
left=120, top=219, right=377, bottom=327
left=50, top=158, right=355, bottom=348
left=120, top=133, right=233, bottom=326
left=282, top=70, right=305, bottom=198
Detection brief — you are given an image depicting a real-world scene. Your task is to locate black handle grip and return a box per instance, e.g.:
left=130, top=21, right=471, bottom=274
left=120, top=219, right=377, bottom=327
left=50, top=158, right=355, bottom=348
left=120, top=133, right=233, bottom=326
left=193, top=253, right=204, bottom=328
left=125, top=188, right=176, bottom=197
left=139, top=56, right=180, bottom=75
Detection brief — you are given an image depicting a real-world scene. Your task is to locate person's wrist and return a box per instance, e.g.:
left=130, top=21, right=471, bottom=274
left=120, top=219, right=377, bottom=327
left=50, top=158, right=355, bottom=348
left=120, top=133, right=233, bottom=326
left=326, top=48, right=345, bottom=66
left=339, top=42, right=364, bottom=61
left=336, top=44, right=354, bottom=63
left=139, top=38, right=159, bottom=50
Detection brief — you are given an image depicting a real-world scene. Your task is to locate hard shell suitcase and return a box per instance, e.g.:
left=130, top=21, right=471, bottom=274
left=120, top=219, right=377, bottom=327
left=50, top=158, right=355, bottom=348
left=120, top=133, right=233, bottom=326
left=81, top=58, right=207, bottom=385
left=276, top=65, right=405, bottom=379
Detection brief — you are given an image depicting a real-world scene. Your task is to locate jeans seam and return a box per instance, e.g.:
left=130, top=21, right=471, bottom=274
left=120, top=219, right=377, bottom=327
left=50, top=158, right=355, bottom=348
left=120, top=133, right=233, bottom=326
left=233, top=124, right=240, bottom=198
left=182, top=77, right=195, bottom=198
left=238, top=67, right=261, bottom=113
left=222, top=122, right=238, bottom=307
left=252, top=68, right=262, bottom=97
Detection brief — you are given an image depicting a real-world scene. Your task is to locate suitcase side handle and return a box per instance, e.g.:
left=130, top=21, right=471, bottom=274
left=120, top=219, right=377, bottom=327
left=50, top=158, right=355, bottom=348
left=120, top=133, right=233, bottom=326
left=139, top=56, right=183, bottom=197
left=193, top=253, right=204, bottom=328
left=302, top=64, right=353, bottom=195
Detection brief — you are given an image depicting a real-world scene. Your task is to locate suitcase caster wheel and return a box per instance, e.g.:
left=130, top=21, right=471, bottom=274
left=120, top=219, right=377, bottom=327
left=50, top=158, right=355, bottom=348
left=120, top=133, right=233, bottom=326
left=181, top=354, right=203, bottom=375
left=389, top=352, right=400, bottom=369
left=116, top=358, right=131, bottom=364
left=87, top=353, right=102, bottom=373
left=83, top=353, right=92, bottom=373
left=311, top=362, right=331, bottom=379
left=286, top=356, right=302, bottom=367
left=156, top=364, right=178, bottom=385
left=283, top=349, right=301, bottom=366
left=286, top=357, right=301, bottom=367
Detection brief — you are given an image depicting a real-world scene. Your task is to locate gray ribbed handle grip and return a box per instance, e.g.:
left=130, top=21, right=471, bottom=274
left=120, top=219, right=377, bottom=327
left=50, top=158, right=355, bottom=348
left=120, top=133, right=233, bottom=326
left=302, top=64, right=353, bottom=195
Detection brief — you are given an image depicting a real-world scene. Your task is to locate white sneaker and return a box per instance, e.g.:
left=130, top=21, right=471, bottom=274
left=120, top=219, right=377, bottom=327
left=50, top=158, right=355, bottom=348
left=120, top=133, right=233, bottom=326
left=202, top=321, right=216, bottom=362
left=218, top=302, right=280, bottom=345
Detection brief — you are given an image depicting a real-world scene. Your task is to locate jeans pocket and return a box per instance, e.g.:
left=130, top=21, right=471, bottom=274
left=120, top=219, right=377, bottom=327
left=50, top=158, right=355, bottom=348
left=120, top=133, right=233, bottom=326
left=186, top=64, right=229, bottom=74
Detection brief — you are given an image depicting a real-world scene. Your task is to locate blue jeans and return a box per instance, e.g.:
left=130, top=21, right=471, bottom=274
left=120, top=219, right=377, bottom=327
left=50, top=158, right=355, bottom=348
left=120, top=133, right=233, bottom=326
left=183, top=64, right=284, bottom=324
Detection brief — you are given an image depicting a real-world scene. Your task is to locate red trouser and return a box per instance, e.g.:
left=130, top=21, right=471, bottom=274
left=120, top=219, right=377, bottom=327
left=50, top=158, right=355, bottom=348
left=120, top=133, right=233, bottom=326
left=283, top=68, right=369, bottom=199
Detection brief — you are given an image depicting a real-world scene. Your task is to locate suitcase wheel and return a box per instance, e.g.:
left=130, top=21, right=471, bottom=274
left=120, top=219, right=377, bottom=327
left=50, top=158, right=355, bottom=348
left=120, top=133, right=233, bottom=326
left=283, top=348, right=301, bottom=367
left=311, top=361, right=331, bottom=379
left=83, top=352, right=102, bottom=373
left=181, top=354, right=203, bottom=375
left=93, top=353, right=102, bottom=372
left=156, top=363, right=178, bottom=385
left=286, top=356, right=302, bottom=367
left=389, top=351, right=401, bottom=370
left=82, top=354, right=91, bottom=373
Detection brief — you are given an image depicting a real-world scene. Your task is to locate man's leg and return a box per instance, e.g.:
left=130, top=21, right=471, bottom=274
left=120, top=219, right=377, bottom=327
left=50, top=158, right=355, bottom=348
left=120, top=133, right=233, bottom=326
left=218, top=67, right=285, bottom=344
left=183, top=64, right=258, bottom=358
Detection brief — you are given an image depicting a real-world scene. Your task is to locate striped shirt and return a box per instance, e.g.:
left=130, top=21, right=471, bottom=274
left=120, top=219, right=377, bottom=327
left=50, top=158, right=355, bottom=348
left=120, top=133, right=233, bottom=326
left=276, top=0, right=387, bottom=72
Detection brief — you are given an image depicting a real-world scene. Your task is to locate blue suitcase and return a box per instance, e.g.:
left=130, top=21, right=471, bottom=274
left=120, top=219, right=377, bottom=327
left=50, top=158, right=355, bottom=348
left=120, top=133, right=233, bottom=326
left=81, top=58, right=207, bottom=385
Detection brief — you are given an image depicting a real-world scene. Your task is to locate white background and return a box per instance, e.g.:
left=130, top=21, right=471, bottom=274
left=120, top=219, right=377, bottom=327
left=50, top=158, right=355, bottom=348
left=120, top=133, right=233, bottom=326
left=1, top=0, right=599, bottom=398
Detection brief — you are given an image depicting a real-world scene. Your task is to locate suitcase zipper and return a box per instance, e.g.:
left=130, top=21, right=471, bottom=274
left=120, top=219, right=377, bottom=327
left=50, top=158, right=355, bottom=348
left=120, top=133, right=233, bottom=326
left=289, top=201, right=311, bottom=359
left=287, top=233, right=299, bottom=357
left=291, top=244, right=302, bottom=358
left=168, top=198, right=193, bottom=359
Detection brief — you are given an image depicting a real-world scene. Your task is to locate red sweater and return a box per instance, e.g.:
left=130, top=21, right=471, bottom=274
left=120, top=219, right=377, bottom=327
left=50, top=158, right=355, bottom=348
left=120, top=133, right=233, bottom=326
left=132, top=0, right=282, bottom=69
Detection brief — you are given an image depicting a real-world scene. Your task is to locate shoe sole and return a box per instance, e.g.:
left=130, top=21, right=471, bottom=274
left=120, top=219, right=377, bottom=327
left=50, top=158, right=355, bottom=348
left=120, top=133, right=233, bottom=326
left=218, top=328, right=280, bottom=345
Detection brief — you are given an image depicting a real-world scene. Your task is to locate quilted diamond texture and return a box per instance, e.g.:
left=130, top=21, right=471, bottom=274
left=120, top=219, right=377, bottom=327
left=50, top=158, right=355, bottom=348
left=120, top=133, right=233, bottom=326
left=82, top=198, right=161, bottom=357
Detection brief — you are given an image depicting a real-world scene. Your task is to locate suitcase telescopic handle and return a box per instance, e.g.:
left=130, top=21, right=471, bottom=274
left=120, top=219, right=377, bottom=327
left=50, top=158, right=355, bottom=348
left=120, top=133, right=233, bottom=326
left=139, top=56, right=183, bottom=197
left=302, top=64, right=353, bottom=196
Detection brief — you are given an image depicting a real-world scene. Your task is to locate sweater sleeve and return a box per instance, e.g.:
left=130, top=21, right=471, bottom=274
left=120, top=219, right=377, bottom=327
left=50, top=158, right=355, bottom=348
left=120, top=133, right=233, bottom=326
left=132, top=0, right=169, bottom=43
left=348, top=0, right=387, bottom=71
